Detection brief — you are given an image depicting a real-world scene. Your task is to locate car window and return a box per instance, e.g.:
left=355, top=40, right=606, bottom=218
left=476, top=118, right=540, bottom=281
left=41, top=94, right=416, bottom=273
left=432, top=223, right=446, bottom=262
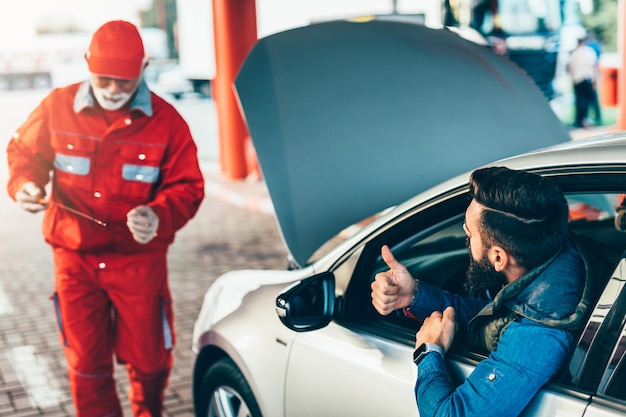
left=338, top=185, right=626, bottom=394
left=602, top=318, right=626, bottom=401
left=563, top=256, right=626, bottom=390
left=568, top=193, right=620, bottom=221
left=569, top=255, right=626, bottom=399
left=379, top=218, right=469, bottom=294
left=339, top=191, right=470, bottom=341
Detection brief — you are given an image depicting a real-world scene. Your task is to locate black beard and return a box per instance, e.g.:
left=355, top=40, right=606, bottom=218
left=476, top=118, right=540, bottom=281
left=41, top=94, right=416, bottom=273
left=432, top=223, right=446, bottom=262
left=465, top=242, right=507, bottom=298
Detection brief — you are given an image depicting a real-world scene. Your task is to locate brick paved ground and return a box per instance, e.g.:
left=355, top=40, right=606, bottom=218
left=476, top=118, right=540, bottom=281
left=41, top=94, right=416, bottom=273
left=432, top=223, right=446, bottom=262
left=0, top=159, right=287, bottom=416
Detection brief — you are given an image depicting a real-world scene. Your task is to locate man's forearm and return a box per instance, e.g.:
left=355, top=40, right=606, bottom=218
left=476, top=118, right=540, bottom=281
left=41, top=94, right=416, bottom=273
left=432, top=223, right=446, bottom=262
left=414, top=351, right=454, bottom=417
left=406, top=281, right=487, bottom=326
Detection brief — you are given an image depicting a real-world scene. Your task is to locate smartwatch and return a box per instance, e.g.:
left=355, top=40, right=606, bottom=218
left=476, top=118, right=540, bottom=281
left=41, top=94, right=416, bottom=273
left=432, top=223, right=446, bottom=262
left=413, top=343, right=444, bottom=366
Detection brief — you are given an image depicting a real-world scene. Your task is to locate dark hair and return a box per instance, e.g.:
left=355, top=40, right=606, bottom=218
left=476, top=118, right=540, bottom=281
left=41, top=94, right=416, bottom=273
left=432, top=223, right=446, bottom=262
left=468, top=166, right=569, bottom=269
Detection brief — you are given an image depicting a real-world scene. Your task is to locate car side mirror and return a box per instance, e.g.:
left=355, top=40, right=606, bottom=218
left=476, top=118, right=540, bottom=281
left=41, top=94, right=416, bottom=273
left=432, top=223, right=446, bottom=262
left=275, top=271, right=335, bottom=332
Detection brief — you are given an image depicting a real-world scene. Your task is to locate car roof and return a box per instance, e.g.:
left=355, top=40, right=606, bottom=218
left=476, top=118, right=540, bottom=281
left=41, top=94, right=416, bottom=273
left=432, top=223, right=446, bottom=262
left=487, top=133, right=626, bottom=171
left=235, top=19, right=571, bottom=267
left=398, top=133, right=626, bottom=215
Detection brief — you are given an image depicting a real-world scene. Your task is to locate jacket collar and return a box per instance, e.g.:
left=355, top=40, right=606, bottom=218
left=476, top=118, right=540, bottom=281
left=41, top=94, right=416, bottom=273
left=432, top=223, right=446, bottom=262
left=73, top=78, right=153, bottom=116
left=495, top=238, right=584, bottom=323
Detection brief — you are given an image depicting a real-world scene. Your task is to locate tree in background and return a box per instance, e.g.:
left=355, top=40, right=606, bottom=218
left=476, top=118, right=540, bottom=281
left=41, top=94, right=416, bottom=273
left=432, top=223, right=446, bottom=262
left=580, top=0, right=618, bottom=52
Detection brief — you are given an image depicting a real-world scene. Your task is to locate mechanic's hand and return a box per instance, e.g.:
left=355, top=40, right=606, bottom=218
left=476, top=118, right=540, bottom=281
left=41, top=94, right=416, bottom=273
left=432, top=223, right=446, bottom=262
left=415, top=307, right=457, bottom=353
left=126, top=205, right=159, bottom=244
left=15, top=182, right=47, bottom=213
left=371, top=245, right=417, bottom=315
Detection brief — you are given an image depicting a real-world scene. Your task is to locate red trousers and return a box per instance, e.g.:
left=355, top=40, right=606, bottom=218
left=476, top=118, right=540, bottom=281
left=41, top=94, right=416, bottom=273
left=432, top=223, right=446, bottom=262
left=52, top=248, right=175, bottom=417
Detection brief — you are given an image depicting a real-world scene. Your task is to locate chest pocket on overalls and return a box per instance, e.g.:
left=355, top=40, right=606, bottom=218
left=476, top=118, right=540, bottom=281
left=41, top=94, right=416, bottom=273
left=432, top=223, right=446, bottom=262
left=118, top=143, right=165, bottom=201
left=51, top=132, right=97, bottom=192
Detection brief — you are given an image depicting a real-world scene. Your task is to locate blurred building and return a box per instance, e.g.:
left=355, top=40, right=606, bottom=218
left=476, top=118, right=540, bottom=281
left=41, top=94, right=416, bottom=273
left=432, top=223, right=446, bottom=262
left=0, top=0, right=151, bottom=89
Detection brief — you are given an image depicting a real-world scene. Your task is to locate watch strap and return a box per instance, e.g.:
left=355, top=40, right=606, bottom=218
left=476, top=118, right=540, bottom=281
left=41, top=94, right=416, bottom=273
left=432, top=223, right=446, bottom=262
left=413, top=343, right=444, bottom=366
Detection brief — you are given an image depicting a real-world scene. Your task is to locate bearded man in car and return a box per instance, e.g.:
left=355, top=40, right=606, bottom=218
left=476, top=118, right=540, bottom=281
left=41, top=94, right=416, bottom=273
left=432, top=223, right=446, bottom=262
left=371, top=166, right=603, bottom=417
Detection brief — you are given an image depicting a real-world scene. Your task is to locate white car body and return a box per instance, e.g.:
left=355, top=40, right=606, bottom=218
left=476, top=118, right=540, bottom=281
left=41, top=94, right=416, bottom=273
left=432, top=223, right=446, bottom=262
left=191, top=19, right=626, bottom=417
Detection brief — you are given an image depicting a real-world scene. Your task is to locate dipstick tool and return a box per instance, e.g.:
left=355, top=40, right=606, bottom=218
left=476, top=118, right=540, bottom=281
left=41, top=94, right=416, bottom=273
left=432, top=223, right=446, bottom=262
left=39, top=199, right=107, bottom=227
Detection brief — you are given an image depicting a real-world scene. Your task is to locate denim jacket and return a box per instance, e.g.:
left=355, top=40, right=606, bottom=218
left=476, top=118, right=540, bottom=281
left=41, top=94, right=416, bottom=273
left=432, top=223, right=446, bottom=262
left=407, top=239, right=586, bottom=417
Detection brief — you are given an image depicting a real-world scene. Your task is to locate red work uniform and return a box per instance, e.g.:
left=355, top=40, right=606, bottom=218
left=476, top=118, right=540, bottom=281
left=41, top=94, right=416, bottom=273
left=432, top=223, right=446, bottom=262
left=7, top=79, right=205, bottom=416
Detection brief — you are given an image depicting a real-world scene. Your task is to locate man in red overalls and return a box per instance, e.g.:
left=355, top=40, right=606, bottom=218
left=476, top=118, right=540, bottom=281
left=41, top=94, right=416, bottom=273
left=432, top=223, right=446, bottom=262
left=6, top=20, right=205, bottom=416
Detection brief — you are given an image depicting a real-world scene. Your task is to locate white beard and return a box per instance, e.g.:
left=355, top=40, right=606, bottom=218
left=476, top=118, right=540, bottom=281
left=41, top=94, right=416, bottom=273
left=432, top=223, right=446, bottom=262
left=91, top=84, right=136, bottom=110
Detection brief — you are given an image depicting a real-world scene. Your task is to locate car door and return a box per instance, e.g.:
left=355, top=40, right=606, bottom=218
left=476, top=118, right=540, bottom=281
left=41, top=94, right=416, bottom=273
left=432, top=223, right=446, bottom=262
left=284, top=321, right=417, bottom=417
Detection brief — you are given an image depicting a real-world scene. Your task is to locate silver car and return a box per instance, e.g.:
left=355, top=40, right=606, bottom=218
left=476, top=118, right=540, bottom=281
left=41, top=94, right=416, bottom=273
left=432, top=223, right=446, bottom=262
left=191, top=19, right=626, bottom=417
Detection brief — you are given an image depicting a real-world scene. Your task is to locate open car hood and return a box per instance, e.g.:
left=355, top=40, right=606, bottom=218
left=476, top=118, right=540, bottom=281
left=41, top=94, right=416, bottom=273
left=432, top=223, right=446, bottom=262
left=235, top=20, right=570, bottom=267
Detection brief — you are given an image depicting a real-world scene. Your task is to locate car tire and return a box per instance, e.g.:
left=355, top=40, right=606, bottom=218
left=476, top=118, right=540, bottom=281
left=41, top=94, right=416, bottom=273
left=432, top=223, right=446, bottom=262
left=197, top=358, right=263, bottom=417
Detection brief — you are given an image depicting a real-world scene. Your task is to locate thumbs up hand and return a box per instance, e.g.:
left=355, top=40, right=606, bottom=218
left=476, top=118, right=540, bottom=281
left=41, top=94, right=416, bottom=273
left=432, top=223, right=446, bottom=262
left=370, top=245, right=417, bottom=315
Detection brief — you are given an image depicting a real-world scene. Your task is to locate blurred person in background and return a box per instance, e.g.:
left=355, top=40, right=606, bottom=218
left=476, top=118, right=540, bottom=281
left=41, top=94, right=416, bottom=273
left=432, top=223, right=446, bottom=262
left=585, top=33, right=603, bottom=126
left=6, top=20, right=204, bottom=417
left=567, top=36, right=600, bottom=128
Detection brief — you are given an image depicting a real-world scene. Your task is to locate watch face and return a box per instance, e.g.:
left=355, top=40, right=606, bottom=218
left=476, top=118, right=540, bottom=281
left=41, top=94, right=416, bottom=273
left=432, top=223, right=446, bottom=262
left=413, top=343, right=427, bottom=363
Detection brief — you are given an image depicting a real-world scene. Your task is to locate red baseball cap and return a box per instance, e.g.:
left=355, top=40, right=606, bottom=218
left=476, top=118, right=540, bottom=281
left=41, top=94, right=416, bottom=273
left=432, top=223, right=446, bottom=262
left=86, top=20, right=145, bottom=79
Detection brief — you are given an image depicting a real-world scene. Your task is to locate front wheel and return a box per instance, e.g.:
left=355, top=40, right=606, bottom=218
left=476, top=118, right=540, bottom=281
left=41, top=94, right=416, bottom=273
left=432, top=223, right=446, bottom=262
left=196, top=358, right=262, bottom=417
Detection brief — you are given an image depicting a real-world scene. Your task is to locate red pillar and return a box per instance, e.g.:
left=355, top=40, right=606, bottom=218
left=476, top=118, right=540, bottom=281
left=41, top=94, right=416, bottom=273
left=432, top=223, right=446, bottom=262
left=619, top=0, right=626, bottom=130
left=212, top=0, right=258, bottom=179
